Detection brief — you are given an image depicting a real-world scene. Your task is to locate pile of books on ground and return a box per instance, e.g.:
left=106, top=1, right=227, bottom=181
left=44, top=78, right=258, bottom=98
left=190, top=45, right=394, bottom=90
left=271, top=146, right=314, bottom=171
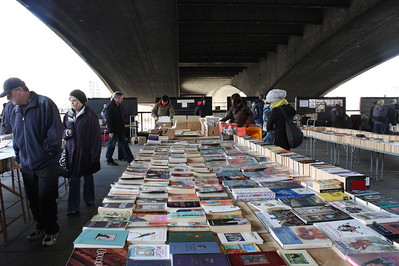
left=67, top=137, right=399, bottom=265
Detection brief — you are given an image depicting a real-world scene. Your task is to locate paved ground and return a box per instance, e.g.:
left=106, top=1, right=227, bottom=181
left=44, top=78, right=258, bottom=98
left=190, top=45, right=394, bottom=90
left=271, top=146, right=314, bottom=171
left=0, top=139, right=398, bottom=266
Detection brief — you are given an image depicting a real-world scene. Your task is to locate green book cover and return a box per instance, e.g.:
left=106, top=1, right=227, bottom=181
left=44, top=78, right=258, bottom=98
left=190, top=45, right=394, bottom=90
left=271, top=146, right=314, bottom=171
left=168, top=231, right=216, bottom=242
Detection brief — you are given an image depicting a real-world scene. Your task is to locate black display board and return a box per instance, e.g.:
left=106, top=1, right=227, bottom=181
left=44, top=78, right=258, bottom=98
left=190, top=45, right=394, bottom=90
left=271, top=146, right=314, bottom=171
left=86, top=97, right=138, bottom=119
left=360, top=97, right=398, bottom=116
left=295, top=97, right=346, bottom=121
left=155, top=96, right=212, bottom=116
left=226, top=96, right=260, bottom=111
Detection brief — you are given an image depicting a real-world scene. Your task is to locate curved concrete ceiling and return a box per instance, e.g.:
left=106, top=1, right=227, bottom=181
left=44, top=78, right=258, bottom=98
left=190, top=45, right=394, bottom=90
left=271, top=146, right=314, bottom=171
left=16, top=0, right=399, bottom=103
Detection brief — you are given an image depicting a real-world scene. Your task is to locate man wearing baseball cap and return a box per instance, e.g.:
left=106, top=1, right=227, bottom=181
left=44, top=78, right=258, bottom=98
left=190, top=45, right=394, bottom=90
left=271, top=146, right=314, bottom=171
left=1, top=77, right=63, bottom=246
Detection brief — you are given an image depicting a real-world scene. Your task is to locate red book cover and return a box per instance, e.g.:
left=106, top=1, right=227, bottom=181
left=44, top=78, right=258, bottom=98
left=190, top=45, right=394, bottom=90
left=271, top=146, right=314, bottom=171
left=227, top=251, right=286, bottom=266
left=67, top=248, right=127, bottom=266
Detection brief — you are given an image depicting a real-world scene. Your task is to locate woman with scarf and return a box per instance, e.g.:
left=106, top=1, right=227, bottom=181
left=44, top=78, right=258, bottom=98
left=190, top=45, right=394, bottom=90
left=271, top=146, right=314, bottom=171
left=63, top=90, right=102, bottom=217
left=220, top=93, right=254, bottom=127
left=265, top=89, right=296, bottom=150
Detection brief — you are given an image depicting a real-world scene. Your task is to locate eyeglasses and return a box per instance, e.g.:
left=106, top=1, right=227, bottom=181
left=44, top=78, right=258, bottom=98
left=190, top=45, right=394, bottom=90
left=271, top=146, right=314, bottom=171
left=6, top=87, right=19, bottom=99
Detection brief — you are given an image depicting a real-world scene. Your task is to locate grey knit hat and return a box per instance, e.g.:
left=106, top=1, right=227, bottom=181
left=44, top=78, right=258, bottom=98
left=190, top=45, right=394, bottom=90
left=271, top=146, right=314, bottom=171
left=266, top=89, right=287, bottom=102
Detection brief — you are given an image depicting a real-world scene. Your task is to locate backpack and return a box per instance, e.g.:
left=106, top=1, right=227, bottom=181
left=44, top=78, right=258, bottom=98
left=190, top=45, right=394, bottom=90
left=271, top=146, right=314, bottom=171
left=279, top=106, right=303, bottom=148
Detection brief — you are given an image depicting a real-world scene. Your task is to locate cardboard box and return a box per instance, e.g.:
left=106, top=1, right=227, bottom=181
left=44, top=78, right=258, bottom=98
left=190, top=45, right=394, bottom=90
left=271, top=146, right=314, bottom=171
left=175, top=121, right=188, bottom=130
left=161, top=128, right=175, bottom=139
left=156, top=122, right=173, bottom=128
left=187, top=121, right=201, bottom=131
left=137, top=136, right=147, bottom=145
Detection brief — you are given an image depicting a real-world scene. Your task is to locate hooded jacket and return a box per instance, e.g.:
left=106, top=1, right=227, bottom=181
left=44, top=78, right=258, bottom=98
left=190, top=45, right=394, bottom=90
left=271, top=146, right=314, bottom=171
left=266, top=103, right=296, bottom=150
left=10, top=91, right=64, bottom=170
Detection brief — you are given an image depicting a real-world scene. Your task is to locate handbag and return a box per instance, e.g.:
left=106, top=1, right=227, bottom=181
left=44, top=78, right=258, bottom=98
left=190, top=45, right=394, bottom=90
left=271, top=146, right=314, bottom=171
left=59, top=147, right=72, bottom=178
left=279, top=106, right=304, bottom=148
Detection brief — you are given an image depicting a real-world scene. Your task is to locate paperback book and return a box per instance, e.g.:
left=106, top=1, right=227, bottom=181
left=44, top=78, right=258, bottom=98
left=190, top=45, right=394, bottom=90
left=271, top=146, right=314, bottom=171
left=278, top=196, right=325, bottom=208
left=347, top=252, right=399, bottom=266
left=73, top=229, right=129, bottom=248
left=333, top=236, right=399, bottom=257
left=173, top=254, right=230, bottom=266
left=292, top=205, right=352, bottom=224
left=128, top=214, right=168, bottom=227
left=169, top=241, right=221, bottom=254
left=127, top=227, right=167, bottom=244
left=277, top=250, right=319, bottom=266
left=66, top=248, right=127, bottom=266
left=83, top=221, right=128, bottom=231
left=128, top=244, right=170, bottom=260
left=369, top=222, right=399, bottom=239
left=314, top=219, right=383, bottom=240
left=168, top=231, right=216, bottom=242
left=222, top=243, right=261, bottom=254
left=208, top=218, right=251, bottom=233
left=217, top=232, right=264, bottom=245
left=227, top=251, right=287, bottom=266
left=248, top=200, right=292, bottom=212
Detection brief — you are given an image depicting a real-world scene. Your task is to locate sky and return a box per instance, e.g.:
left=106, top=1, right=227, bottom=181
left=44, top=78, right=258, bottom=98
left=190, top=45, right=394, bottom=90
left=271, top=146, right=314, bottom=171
left=1, top=1, right=399, bottom=111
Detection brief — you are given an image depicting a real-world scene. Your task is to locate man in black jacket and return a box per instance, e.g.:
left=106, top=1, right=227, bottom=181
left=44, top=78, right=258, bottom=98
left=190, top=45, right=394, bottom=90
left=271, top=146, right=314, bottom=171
left=1, top=77, right=63, bottom=246
left=105, top=91, right=133, bottom=165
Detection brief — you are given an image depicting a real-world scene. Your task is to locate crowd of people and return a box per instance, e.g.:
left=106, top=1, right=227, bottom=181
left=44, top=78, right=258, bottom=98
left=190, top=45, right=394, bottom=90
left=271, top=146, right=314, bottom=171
left=0, top=76, right=396, bottom=248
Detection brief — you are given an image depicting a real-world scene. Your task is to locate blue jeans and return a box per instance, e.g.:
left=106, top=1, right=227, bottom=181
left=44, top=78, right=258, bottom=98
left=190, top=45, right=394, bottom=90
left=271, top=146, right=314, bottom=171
left=21, top=161, right=59, bottom=234
left=373, top=122, right=387, bottom=134
left=106, top=132, right=134, bottom=163
left=67, top=174, right=94, bottom=212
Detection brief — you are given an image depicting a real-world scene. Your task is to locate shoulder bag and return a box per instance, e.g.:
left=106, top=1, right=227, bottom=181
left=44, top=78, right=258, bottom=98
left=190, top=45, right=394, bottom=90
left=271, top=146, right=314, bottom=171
left=279, top=106, right=304, bottom=148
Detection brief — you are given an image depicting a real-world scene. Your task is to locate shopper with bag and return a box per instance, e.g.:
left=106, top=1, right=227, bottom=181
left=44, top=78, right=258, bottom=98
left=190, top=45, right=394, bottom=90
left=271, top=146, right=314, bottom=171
left=63, top=90, right=102, bottom=217
left=265, top=89, right=300, bottom=150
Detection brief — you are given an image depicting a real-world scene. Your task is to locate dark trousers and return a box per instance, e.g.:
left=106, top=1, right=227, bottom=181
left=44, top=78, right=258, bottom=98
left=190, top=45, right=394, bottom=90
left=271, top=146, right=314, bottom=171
left=21, top=162, right=59, bottom=235
left=106, top=132, right=134, bottom=163
left=67, top=174, right=95, bottom=212
left=373, top=121, right=388, bottom=134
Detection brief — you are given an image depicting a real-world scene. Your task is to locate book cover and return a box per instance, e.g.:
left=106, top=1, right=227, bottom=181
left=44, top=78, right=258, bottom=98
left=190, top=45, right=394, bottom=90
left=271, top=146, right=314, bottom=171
left=248, top=200, right=292, bottom=212
left=222, top=243, right=261, bottom=254
left=278, top=196, right=325, bottom=208
left=217, top=232, right=264, bottom=245
left=267, top=210, right=306, bottom=227
left=170, top=241, right=221, bottom=254
left=316, top=191, right=349, bottom=202
left=351, top=211, right=399, bottom=225
left=208, top=218, right=251, bottom=233
left=260, top=181, right=303, bottom=190
left=167, top=210, right=207, bottom=222
left=328, top=200, right=373, bottom=215
left=90, top=214, right=130, bottom=223
left=83, top=221, right=128, bottom=230
left=126, top=259, right=171, bottom=266
left=292, top=205, right=351, bottom=224
left=128, top=244, right=170, bottom=260
left=333, top=236, right=399, bottom=256
left=347, top=252, right=399, bottom=266
left=128, top=214, right=168, bottom=227
left=273, top=188, right=314, bottom=199
left=270, top=225, right=331, bottom=249
left=277, top=250, right=318, bottom=266
left=168, top=231, right=216, bottom=242
left=173, top=254, right=229, bottom=266
left=66, top=248, right=127, bottom=266
left=127, top=227, right=167, bottom=244
left=314, top=219, right=383, bottom=240
left=369, top=222, right=399, bottom=239
left=73, top=229, right=129, bottom=248
left=227, top=251, right=287, bottom=266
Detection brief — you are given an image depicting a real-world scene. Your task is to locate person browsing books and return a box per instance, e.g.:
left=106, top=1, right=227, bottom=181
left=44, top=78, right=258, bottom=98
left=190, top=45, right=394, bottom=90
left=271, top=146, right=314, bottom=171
left=220, top=93, right=254, bottom=127
left=151, top=95, right=175, bottom=121
left=265, top=89, right=296, bottom=150
left=63, top=90, right=102, bottom=217
left=0, top=77, right=64, bottom=246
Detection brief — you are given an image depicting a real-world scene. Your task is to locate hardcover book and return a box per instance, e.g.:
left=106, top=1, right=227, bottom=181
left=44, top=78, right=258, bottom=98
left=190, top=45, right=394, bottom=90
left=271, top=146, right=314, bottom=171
left=66, top=248, right=127, bottom=266
left=168, top=231, right=216, bottom=242
left=347, top=252, right=399, bottom=266
left=277, top=250, right=318, bottom=266
left=227, top=251, right=287, bottom=266
left=316, top=191, right=349, bottom=202
left=173, top=254, right=229, bottom=266
left=222, top=243, right=261, bottom=254
left=127, top=227, right=167, bottom=244
left=292, top=205, right=351, bottom=224
left=73, top=229, right=129, bottom=248
left=328, top=200, right=373, bottom=215
left=278, top=196, right=325, bottom=208
left=369, top=222, right=399, bottom=239
left=270, top=225, right=332, bottom=249
left=169, top=241, right=221, bottom=254
left=314, top=219, right=383, bottom=240
left=217, top=232, right=264, bottom=245
left=128, top=244, right=170, bottom=260
left=350, top=211, right=399, bottom=225
left=333, top=236, right=399, bottom=257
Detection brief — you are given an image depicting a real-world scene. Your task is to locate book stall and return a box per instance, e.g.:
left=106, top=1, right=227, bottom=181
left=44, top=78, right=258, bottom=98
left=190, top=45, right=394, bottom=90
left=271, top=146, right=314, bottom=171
left=66, top=133, right=399, bottom=266
left=303, top=127, right=399, bottom=181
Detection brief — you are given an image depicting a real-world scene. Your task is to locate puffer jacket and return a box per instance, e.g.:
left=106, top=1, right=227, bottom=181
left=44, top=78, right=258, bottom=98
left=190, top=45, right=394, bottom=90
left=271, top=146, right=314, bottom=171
left=10, top=91, right=64, bottom=170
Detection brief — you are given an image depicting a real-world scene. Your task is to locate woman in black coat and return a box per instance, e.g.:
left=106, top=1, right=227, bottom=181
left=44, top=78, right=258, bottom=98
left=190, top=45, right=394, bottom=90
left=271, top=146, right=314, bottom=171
left=266, top=89, right=296, bottom=150
left=63, top=90, right=102, bottom=216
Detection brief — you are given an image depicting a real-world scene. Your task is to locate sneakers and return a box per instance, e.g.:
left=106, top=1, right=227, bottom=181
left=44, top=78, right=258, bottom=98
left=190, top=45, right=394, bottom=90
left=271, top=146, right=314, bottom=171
left=42, top=233, right=58, bottom=246
left=27, top=229, right=45, bottom=240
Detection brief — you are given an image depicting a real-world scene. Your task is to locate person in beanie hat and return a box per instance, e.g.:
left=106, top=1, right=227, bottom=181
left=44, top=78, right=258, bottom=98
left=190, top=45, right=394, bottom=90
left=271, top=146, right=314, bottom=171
left=264, top=89, right=297, bottom=150
left=63, top=89, right=102, bottom=217
left=194, top=96, right=211, bottom=118
left=151, top=95, right=175, bottom=121
left=0, top=77, right=63, bottom=246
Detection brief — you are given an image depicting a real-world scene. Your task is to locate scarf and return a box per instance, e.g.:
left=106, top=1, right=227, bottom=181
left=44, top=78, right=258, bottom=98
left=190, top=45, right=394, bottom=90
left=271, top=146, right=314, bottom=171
left=271, top=99, right=288, bottom=109
left=68, top=106, right=86, bottom=123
